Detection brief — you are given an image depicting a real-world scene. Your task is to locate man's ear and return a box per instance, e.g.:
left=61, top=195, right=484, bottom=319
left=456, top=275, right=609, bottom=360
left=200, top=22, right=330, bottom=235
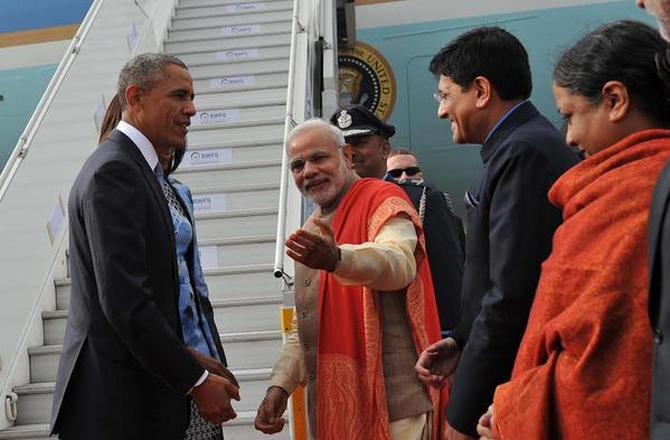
left=342, top=143, right=353, bottom=166
left=473, top=76, right=492, bottom=109
left=381, top=138, right=391, bottom=159
left=601, top=80, right=630, bottom=123
left=125, top=84, right=143, bottom=109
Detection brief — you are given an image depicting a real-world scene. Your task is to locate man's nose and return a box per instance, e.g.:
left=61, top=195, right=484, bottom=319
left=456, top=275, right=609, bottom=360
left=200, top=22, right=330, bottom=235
left=184, top=99, right=196, bottom=117
left=399, top=172, right=408, bottom=182
left=437, top=102, right=449, bottom=119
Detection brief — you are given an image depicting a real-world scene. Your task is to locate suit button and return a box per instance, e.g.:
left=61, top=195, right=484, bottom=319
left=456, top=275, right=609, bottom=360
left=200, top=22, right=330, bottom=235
left=655, top=328, right=664, bottom=345
left=303, top=343, right=310, bottom=351
left=300, top=311, right=308, bottom=320
left=304, top=279, right=311, bottom=287
left=309, top=374, right=316, bottom=383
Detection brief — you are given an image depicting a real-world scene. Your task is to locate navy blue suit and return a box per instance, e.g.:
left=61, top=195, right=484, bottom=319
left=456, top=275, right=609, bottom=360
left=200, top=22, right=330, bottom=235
left=51, top=130, right=205, bottom=440
left=446, top=101, right=580, bottom=436
left=649, top=160, right=670, bottom=440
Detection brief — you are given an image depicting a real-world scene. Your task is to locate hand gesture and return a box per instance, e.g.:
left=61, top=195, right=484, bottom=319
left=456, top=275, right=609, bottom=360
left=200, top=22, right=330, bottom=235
left=285, top=217, right=340, bottom=272
left=191, top=373, right=240, bottom=425
left=476, top=404, right=496, bottom=440
left=415, top=337, right=461, bottom=388
left=255, top=386, right=289, bottom=434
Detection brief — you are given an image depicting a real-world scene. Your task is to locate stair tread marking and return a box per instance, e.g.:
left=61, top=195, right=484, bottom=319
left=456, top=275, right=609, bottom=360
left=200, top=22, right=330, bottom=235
left=188, top=117, right=285, bottom=131
left=174, top=157, right=281, bottom=171
left=168, top=27, right=292, bottom=44
left=15, top=368, right=274, bottom=395
left=55, top=263, right=276, bottom=287
left=45, top=296, right=282, bottom=319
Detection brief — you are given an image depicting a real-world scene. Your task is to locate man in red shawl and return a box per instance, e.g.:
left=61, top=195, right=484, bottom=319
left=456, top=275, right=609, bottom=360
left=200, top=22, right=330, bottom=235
left=254, top=119, right=443, bottom=439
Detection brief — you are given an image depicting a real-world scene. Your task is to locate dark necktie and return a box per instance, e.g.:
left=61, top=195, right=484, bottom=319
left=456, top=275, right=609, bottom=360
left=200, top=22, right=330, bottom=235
left=155, top=165, right=187, bottom=218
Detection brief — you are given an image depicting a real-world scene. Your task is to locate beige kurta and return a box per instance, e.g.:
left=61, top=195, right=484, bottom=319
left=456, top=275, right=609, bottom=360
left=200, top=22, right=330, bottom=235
left=270, top=208, right=432, bottom=438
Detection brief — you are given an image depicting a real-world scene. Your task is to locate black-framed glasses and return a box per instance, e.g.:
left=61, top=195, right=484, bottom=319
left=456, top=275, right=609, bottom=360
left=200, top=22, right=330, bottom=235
left=387, top=166, right=421, bottom=178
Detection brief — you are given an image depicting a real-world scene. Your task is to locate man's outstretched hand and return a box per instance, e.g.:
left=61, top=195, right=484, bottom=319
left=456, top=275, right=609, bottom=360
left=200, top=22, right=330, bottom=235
left=285, top=217, right=340, bottom=272
left=415, top=337, right=461, bottom=388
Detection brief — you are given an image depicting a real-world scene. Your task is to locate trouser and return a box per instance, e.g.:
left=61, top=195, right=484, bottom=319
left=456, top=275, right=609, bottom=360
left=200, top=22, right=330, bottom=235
left=389, top=413, right=428, bottom=440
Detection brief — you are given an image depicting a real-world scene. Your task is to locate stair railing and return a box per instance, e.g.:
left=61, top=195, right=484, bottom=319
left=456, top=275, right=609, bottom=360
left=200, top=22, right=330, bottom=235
left=0, top=0, right=104, bottom=204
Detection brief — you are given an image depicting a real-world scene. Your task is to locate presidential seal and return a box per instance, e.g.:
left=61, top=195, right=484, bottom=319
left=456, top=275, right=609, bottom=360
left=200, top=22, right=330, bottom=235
left=337, top=41, right=397, bottom=122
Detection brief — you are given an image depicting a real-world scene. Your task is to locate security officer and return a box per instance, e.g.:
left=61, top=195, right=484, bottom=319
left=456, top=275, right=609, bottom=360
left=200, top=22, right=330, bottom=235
left=330, top=105, right=465, bottom=332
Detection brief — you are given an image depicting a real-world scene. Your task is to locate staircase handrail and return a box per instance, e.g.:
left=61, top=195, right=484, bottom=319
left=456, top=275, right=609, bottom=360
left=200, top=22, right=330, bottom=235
left=0, top=0, right=105, bottom=205
left=273, top=0, right=304, bottom=279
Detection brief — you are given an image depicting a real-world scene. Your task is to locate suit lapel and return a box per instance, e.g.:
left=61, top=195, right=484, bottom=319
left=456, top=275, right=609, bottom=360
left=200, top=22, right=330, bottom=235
left=108, top=130, right=181, bottom=297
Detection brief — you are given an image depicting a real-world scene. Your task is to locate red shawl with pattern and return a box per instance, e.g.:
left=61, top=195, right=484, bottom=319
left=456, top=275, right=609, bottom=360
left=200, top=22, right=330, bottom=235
left=493, top=130, right=670, bottom=439
left=317, top=178, right=443, bottom=439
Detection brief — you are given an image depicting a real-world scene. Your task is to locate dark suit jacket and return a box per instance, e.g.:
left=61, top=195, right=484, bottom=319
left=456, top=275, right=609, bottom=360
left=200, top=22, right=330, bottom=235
left=649, top=160, right=670, bottom=440
left=446, top=101, right=580, bottom=436
left=51, top=130, right=206, bottom=440
left=393, top=180, right=465, bottom=331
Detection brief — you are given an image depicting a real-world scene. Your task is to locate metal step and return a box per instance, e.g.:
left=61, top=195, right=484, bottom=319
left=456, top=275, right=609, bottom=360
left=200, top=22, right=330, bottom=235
left=190, top=103, right=284, bottom=130
left=189, top=182, right=280, bottom=212
left=189, top=208, right=279, bottom=241
left=195, top=87, right=286, bottom=107
left=190, top=60, right=289, bottom=81
left=13, top=368, right=276, bottom=426
left=0, top=414, right=290, bottom=440
left=178, top=0, right=288, bottom=7
left=171, top=18, right=291, bottom=38
left=0, top=423, right=54, bottom=440
left=166, top=33, right=291, bottom=54
left=187, top=123, right=284, bottom=149
left=194, top=71, right=288, bottom=95
left=173, top=1, right=291, bottom=22
left=168, top=17, right=292, bottom=43
left=55, top=263, right=280, bottom=311
left=179, top=139, right=283, bottom=166
left=28, top=331, right=282, bottom=385
left=175, top=160, right=281, bottom=189
left=178, top=45, right=290, bottom=67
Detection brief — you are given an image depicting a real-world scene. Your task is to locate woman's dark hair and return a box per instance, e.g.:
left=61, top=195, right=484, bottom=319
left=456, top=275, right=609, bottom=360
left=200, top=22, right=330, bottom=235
left=554, top=20, right=670, bottom=123
left=98, top=93, right=185, bottom=175
left=98, top=94, right=122, bottom=144
left=429, top=26, right=532, bottom=101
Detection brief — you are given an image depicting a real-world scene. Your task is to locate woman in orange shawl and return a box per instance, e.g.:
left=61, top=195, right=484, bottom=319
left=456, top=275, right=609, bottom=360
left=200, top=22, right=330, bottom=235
left=478, top=21, right=670, bottom=439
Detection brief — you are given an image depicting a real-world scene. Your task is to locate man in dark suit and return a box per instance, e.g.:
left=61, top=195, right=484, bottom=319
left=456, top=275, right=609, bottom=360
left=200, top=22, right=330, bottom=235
left=50, top=53, right=239, bottom=440
left=414, top=27, right=579, bottom=438
left=330, top=105, right=466, bottom=332
left=640, top=1, right=670, bottom=438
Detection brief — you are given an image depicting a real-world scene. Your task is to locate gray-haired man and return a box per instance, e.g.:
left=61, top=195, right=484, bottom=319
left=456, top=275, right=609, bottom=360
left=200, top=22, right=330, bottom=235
left=51, top=53, right=239, bottom=440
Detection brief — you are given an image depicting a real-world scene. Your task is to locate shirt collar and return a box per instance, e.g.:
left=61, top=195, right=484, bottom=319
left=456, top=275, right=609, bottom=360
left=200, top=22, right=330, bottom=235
left=483, top=99, right=528, bottom=145
left=116, top=120, right=159, bottom=172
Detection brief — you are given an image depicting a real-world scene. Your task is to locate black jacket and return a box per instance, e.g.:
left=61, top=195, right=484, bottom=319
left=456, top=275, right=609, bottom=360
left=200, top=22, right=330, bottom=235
left=51, top=130, right=219, bottom=440
left=649, top=160, right=670, bottom=440
left=392, top=180, right=465, bottom=331
left=446, top=102, right=580, bottom=436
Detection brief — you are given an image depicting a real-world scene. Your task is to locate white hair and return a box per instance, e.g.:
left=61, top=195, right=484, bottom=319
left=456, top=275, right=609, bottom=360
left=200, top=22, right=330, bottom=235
left=286, top=118, right=345, bottom=150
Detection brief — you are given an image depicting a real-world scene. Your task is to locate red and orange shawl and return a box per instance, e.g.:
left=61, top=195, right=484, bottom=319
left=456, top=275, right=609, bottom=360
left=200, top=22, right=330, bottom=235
left=493, top=129, right=670, bottom=439
left=316, top=178, right=443, bottom=439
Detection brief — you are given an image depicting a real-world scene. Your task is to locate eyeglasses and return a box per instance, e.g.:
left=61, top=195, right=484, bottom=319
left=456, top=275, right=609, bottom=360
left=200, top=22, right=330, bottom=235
left=387, top=166, right=421, bottom=178
left=432, top=91, right=448, bottom=104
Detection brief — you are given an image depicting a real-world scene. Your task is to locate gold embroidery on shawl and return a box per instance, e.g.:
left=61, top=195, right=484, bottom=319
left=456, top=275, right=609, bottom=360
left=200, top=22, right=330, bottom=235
left=319, top=354, right=389, bottom=439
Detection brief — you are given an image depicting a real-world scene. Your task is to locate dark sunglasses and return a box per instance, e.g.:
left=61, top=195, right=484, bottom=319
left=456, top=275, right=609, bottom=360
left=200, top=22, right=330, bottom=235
left=387, top=166, right=421, bottom=178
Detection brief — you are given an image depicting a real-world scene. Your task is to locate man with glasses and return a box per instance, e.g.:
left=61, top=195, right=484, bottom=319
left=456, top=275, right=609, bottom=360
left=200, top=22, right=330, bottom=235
left=414, top=27, right=579, bottom=438
left=387, top=149, right=424, bottom=182
left=330, top=106, right=466, bottom=333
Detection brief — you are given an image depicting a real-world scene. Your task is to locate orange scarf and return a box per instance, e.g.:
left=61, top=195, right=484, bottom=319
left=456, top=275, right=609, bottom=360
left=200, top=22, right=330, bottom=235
left=317, top=178, right=443, bottom=439
left=493, top=129, right=670, bottom=439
